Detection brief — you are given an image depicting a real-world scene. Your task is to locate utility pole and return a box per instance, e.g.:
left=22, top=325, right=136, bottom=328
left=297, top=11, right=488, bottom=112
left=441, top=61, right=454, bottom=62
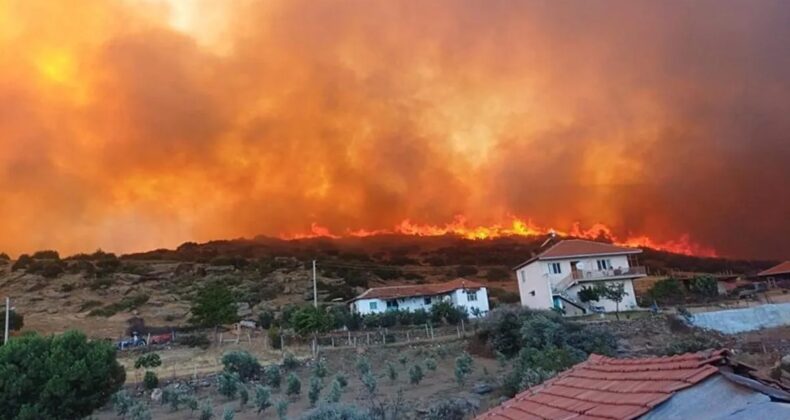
left=312, top=260, right=318, bottom=308
left=4, top=297, right=9, bottom=345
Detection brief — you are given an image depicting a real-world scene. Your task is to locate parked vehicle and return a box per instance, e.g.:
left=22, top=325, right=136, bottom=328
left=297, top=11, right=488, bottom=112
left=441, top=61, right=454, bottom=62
left=149, top=333, right=173, bottom=345
left=117, top=332, right=146, bottom=350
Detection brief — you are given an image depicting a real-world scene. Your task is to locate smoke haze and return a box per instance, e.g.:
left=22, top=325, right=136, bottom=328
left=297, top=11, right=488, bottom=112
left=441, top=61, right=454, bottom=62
left=0, top=0, right=788, bottom=258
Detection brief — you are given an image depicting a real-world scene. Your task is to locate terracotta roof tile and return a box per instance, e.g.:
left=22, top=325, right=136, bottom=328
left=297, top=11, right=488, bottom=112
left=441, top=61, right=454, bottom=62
left=514, top=239, right=641, bottom=269
left=758, top=261, right=790, bottom=277
left=351, top=278, right=484, bottom=301
left=477, top=350, right=726, bottom=420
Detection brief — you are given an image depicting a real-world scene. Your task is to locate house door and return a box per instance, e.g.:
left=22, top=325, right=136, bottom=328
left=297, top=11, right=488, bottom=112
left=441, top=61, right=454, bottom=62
left=570, top=261, right=580, bottom=279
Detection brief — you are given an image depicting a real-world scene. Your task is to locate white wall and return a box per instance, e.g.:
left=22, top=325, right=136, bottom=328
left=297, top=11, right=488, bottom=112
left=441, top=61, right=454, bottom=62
left=351, top=287, right=490, bottom=318
left=516, top=262, right=553, bottom=309
left=566, top=279, right=638, bottom=312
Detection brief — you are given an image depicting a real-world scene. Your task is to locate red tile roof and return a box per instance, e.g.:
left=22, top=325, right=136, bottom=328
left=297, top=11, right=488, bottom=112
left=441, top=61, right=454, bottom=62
left=758, top=261, right=790, bottom=277
left=477, top=350, right=727, bottom=420
left=352, top=278, right=485, bottom=301
left=515, top=239, right=641, bottom=269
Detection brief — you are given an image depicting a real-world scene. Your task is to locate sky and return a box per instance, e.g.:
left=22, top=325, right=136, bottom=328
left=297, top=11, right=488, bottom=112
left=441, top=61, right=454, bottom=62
left=0, top=0, right=788, bottom=259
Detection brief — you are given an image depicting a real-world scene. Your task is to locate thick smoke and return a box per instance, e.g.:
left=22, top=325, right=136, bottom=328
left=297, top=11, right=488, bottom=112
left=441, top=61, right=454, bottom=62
left=0, top=0, right=788, bottom=258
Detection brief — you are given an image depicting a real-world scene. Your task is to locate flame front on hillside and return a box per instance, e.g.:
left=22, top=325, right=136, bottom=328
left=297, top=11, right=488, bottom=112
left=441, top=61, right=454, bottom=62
left=282, top=216, right=717, bottom=257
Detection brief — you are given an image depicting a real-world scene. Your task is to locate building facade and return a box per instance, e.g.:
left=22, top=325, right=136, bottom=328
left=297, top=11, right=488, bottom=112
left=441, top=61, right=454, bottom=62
left=513, top=239, right=647, bottom=314
left=349, top=279, right=490, bottom=318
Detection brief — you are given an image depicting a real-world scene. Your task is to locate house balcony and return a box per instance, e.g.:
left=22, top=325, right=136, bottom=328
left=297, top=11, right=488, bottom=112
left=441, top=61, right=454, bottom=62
left=551, top=266, right=647, bottom=294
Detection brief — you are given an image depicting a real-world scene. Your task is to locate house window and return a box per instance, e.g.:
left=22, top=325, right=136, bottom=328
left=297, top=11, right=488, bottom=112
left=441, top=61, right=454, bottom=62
left=369, top=302, right=378, bottom=311
left=466, top=291, right=478, bottom=301
left=548, top=262, right=562, bottom=274
left=424, top=297, right=432, bottom=305
left=386, top=300, right=399, bottom=309
left=597, top=259, right=612, bottom=270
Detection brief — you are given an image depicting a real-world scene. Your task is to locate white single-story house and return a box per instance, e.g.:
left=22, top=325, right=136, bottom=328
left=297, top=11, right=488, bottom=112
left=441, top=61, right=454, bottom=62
left=513, top=239, right=647, bottom=315
left=349, top=278, right=490, bottom=318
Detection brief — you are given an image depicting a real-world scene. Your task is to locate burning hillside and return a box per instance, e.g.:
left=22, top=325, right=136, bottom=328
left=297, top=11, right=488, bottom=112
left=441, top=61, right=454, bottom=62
left=0, top=1, right=788, bottom=259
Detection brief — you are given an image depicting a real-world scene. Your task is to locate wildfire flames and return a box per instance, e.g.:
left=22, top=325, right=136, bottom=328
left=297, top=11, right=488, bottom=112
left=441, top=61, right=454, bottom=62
left=284, top=216, right=718, bottom=257
left=0, top=1, right=788, bottom=259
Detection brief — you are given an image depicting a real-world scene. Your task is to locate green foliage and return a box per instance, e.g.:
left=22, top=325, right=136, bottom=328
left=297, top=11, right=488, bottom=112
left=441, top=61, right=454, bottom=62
left=239, top=385, right=249, bottom=407
left=268, top=326, right=282, bottom=349
left=190, top=283, right=239, bottom=327
left=286, top=373, right=301, bottom=397
left=454, top=352, right=474, bottom=385
left=664, top=334, right=722, bottom=356
left=326, top=378, right=343, bottom=403
left=283, top=352, right=299, bottom=370
left=111, top=390, right=134, bottom=418
left=301, top=403, right=370, bottom=420
left=143, top=371, right=159, bottom=390
left=0, top=309, right=23, bottom=341
left=577, top=286, right=600, bottom=303
left=11, top=254, right=33, bottom=271
left=313, top=356, right=328, bottom=378
left=199, top=400, right=214, bottom=420
left=162, top=384, right=189, bottom=411
left=222, top=351, right=261, bottom=382
left=222, top=406, right=235, bottom=420
left=386, top=361, right=398, bottom=382
left=217, top=371, right=240, bottom=399
left=361, top=371, right=377, bottom=395
left=424, top=357, right=437, bottom=371
left=292, top=306, right=334, bottom=335
left=409, top=364, right=424, bottom=385
left=398, top=354, right=408, bottom=365
left=647, top=278, right=686, bottom=304
left=134, top=353, right=162, bottom=369
left=254, top=385, right=272, bottom=414
left=32, top=250, right=60, bottom=260
left=308, top=376, right=323, bottom=407
left=276, top=399, right=289, bottom=420
left=129, top=401, right=152, bottom=420
left=690, top=276, right=719, bottom=299
left=264, top=365, right=282, bottom=388
left=0, top=330, right=125, bottom=419
left=425, top=398, right=476, bottom=420
left=430, top=301, right=468, bottom=325
left=355, top=355, right=371, bottom=377
left=595, top=282, right=627, bottom=318
left=335, top=372, right=348, bottom=388
left=257, top=310, right=275, bottom=329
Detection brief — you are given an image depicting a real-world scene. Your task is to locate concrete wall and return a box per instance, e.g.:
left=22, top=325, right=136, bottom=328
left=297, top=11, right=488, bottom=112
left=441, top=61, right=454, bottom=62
left=517, top=261, right=553, bottom=309
left=690, top=303, right=790, bottom=334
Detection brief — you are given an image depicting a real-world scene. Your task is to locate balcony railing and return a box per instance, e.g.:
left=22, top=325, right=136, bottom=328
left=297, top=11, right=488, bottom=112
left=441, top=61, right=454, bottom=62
left=551, top=266, right=647, bottom=294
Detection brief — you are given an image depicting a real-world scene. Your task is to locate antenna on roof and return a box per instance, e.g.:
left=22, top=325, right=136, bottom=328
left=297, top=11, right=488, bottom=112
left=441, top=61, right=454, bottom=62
left=539, top=230, right=557, bottom=249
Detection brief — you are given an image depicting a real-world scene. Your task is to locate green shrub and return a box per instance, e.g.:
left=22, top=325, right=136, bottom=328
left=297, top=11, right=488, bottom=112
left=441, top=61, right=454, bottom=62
left=386, top=361, right=398, bottom=382
left=264, top=365, right=282, bottom=388
left=690, top=276, right=719, bottom=299
left=135, top=353, right=162, bottom=369
left=647, top=278, right=685, bottom=304
left=409, top=364, right=424, bottom=385
left=239, top=385, right=249, bottom=407
left=143, top=371, right=158, bottom=390
left=286, top=373, right=301, bottom=397
left=222, top=351, right=261, bottom=381
left=308, top=376, right=323, bottom=407
left=276, top=399, right=288, bottom=420
left=282, top=352, right=299, bottom=370
left=268, top=326, right=282, bottom=349
left=11, top=254, right=33, bottom=271
left=111, top=390, right=134, bottom=418
left=426, top=398, right=475, bottom=420
left=335, top=372, right=348, bottom=388
left=129, top=401, right=152, bottom=420
left=254, top=385, right=272, bottom=414
left=177, top=334, right=211, bottom=349
left=199, top=400, right=214, bottom=420
left=218, top=371, right=240, bottom=399
left=32, top=250, right=60, bottom=260
left=0, top=330, right=125, bottom=419
left=664, top=334, right=722, bottom=356
left=326, top=379, right=343, bottom=403
left=425, top=357, right=437, bottom=371
left=222, top=406, right=235, bottom=420
left=361, top=372, right=377, bottom=395
left=313, top=357, right=328, bottom=378
left=301, top=403, right=369, bottom=420
left=454, top=352, right=474, bottom=385
left=355, top=356, right=370, bottom=377
left=0, top=310, right=23, bottom=341
left=258, top=310, right=275, bottom=329
left=189, top=283, right=239, bottom=327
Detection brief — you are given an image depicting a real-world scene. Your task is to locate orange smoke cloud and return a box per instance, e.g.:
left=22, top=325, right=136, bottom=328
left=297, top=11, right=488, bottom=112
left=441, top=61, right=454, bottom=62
left=0, top=0, right=788, bottom=259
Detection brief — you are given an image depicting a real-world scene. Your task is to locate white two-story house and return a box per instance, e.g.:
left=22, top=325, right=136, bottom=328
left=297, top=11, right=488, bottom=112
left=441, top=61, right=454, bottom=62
left=349, top=278, right=490, bottom=318
left=513, top=239, right=647, bottom=315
